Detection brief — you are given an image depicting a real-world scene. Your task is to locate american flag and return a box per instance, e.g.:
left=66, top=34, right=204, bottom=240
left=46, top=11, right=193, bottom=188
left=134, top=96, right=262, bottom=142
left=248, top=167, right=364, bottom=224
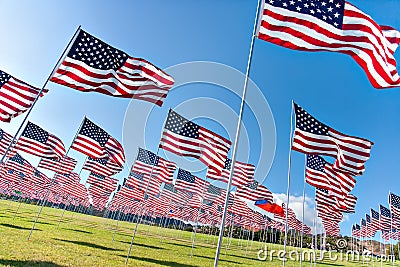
left=0, top=70, right=48, bottom=122
left=370, top=208, right=380, bottom=232
left=38, top=156, right=77, bottom=174
left=379, top=205, right=392, bottom=230
left=15, top=122, right=66, bottom=159
left=131, top=147, right=176, bottom=184
left=27, top=170, right=51, bottom=185
left=235, top=181, right=273, bottom=202
left=82, top=157, right=122, bottom=176
left=389, top=192, right=400, bottom=218
left=206, top=158, right=255, bottom=187
left=365, top=214, right=375, bottom=238
left=337, top=194, right=357, bottom=213
left=204, top=184, right=223, bottom=202
left=0, top=128, right=13, bottom=155
left=54, top=172, right=80, bottom=185
left=71, top=117, right=125, bottom=166
left=292, top=103, right=373, bottom=175
left=125, top=171, right=161, bottom=196
left=118, top=184, right=144, bottom=201
left=5, top=153, right=34, bottom=176
left=86, top=172, right=118, bottom=192
left=257, top=0, right=400, bottom=89
left=175, top=168, right=206, bottom=195
left=50, top=30, right=174, bottom=106
left=159, top=110, right=231, bottom=174
left=315, top=188, right=336, bottom=206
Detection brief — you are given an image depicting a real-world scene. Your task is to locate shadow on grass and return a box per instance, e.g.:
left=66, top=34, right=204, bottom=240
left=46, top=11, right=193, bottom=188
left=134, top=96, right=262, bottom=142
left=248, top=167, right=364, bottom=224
left=61, top=228, right=92, bottom=234
left=193, top=254, right=241, bottom=264
left=117, top=240, right=164, bottom=250
left=26, top=220, right=55, bottom=226
left=54, top=238, right=121, bottom=251
left=313, top=261, right=345, bottom=266
left=164, top=242, right=208, bottom=249
left=0, top=223, right=42, bottom=231
left=0, top=259, right=62, bottom=266
left=121, top=255, right=193, bottom=267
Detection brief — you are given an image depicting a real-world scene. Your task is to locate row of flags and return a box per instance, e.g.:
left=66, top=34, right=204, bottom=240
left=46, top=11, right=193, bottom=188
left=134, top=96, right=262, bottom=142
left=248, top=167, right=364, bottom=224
left=352, top=192, right=400, bottom=242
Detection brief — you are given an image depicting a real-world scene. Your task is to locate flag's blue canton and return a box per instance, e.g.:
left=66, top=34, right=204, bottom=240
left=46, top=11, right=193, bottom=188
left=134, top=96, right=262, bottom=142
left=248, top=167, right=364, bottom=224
left=224, top=158, right=232, bottom=170
left=8, top=169, right=14, bottom=174
left=164, top=183, right=177, bottom=193
left=68, top=30, right=128, bottom=71
left=366, top=214, right=371, bottom=223
left=294, top=103, right=329, bottom=135
left=9, top=153, right=25, bottom=164
left=390, top=193, right=400, bottom=208
left=34, top=170, right=41, bottom=177
left=165, top=110, right=200, bottom=138
left=207, top=185, right=221, bottom=195
left=317, top=188, right=329, bottom=194
left=371, top=209, right=380, bottom=220
left=266, top=0, right=345, bottom=29
left=137, top=148, right=158, bottom=165
left=22, top=122, right=49, bottom=143
left=0, top=70, right=11, bottom=87
left=129, top=171, right=144, bottom=181
left=361, top=219, right=366, bottom=226
left=19, top=173, right=25, bottom=179
left=80, top=118, right=109, bottom=146
left=90, top=172, right=105, bottom=180
left=247, top=181, right=259, bottom=190
left=177, top=169, right=195, bottom=183
left=380, top=205, right=391, bottom=218
left=217, top=205, right=222, bottom=212
left=354, top=224, right=360, bottom=230
left=307, top=154, right=326, bottom=171
left=0, top=129, right=5, bottom=140
left=204, top=200, right=213, bottom=206
left=89, top=157, right=108, bottom=165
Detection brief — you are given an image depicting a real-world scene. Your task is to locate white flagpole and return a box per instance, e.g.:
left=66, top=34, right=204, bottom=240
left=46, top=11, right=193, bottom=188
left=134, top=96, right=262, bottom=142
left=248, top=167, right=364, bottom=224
left=388, top=192, right=395, bottom=266
left=0, top=25, right=81, bottom=167
left=213, top=0, right=263, bottom=265
left=300, top=155, right=307, bottom=267
left=190, top=178, right=208, bottom=257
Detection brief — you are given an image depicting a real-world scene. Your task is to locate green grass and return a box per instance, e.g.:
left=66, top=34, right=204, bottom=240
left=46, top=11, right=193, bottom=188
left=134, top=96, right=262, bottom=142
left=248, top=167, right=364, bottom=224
left=0, top=199, right=398, bottom=267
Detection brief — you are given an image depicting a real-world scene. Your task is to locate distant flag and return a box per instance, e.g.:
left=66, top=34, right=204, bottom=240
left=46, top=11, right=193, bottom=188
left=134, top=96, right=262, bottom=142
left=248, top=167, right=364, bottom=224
left=50, top=29, right=174, bottom=106
left=204, top=184, right=223, bottom=202
left=292, top=103, right=373, bottom=175
left=15, top=122, right=66, bottom=160
left=175, top=168, right=206, bottom=195
left=389, top=192, right=400, bottom=218
left=379, top=205, right=392, bottom=230
left=86, top=172, right=118, bottom=192
left=352, top=224, right=361, bottom=237
left=305, top=154, right=356, bottom=197
left=236, top=181, right=273, bottom=202
left=82, top=157, right=122, bottom=176
left=206, top=158, right=255, bottom=187
left=257, top=0, right=400, bottom=88
left=38, top=156, right=77, bottom=175
left=159, top=110, right=231, bottom=175
left=5, top=153, right=35, bottom=176
left=370, top=208, right=380, bottom=231
left=0, top=128, right=13, bottom=155
left=71, top=117, right=125, bottom=166
left=255, top=199, right=284, bottom=216
left=131, top=148, right=176, bottom=184
left=0, top=70, right=48, bottom=122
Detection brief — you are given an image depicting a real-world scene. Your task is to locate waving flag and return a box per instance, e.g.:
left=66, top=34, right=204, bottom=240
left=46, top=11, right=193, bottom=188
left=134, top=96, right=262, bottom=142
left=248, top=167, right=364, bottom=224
left=389, top=192, right=400, bottom=218
left=71, top=117, right=125, bottom=166
left=38, top=156, right=77, bottom=174
left=293, top=103, right=373, bottom=175
left=236, top=181, right=273, bottom=202
left=16, top=122, right=66, bottom=159
left=0, top=70, right=48, bottom=122
left=257, top=0, right=400, bottom=88
left=206, top=158, right=255, bottom=187
left=50, top=29, right=174, bottom=106
left=82, top=157, right=122, bottom=176
left=175, top=168, right=206, bottom=195
left=86, top=172, right=118, bottom=192
left=380, top=205, right=392, bottom=230
left=5, top=153, right=34, bottom=176
left=159, top=110, right=231, bottom=174
left=0, top=128, right=13, bottom=155
left=255, top=200, right=284, bottom=216
left=305, top=154, right=356, bottom=197
left=131, top=148, right=176, bottom=184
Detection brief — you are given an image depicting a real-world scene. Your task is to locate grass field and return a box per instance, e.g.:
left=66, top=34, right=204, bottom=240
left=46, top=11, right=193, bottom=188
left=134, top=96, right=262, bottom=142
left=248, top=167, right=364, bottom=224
left=0, top=199, right=398, bottom=267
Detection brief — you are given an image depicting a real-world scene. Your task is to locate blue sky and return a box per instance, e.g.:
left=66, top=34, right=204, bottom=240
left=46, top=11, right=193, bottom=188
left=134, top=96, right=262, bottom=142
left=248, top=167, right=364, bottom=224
left=0, top=0, right=399, bottom=237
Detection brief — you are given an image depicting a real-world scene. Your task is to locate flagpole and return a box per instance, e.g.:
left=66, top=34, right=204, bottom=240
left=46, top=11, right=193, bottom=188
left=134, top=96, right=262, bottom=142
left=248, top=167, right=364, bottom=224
left=300, top=155, right=307, bottom=267
left=213, top=0, right=262, bottom=265
left=0, top=25, right=82, bottom=167
left=190, top=178, right=208, bottom=257
left=388, top=191, right=395, bottom=266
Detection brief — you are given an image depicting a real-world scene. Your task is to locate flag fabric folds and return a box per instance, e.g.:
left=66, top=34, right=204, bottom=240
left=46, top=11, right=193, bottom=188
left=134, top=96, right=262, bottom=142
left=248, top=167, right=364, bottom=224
left=206, top=158, right=255, bottom=187
left=131, top=148, right=176, bottom=184
left=255, top=199, right=284, bottom=216
left=71, top=117, right=125, bottom=166
left=0, top=70, right=48, bottom=122
left=159, top=110, right=231, bottom=174
left=0, top=128, right=13, bottom=155
left=50, top=29, right=174, bottom=106
left=38, top=156, right=77, bottom=174
left=82, top=157, right=122, bottom=176
left=292, top=103, right=373, bottom=175
left=236, top=181, right=273, bottom=202
left=175, top=168, right=206, bottom=195
left=257, top=0, right=400, bottom=88
left=15, top=122, right=66, bottom=160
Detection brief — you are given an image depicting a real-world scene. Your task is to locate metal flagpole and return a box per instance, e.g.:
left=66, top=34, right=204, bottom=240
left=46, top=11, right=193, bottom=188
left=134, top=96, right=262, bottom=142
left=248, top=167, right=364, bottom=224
left=0, top=25, right=81, bottom=169
left=213, top=0, right=262, bottom=265
left=190, top=178, right=208, bottom=257
left=300, top=155, right=307, bottom=267
left=388, top=192, right=395, bottom=266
